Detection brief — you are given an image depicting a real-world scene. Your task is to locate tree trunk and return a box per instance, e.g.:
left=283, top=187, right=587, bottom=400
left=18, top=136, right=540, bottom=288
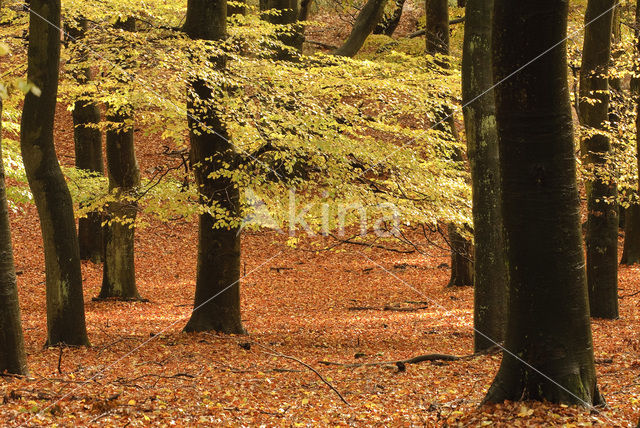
left=262, top=0, right=303, bottom=59
left=67, top=18, right=104, bottom=264
left=461, top=0, right=507, bottom=352
left=373, top=0, right=406, bottom=36
left=0, top=100, right=28, bottom=375
left=99, top=17, right=142, bottom=301
left=579, top=0, right=618, bottom=320
left=183, top=0, right=245, bottom=334
left=333, top=0, right=388, bottom=57
left=425, top=0, right=449, bottom=56
left=446, top=224, right=473, bottom=287
left=298, top=0, right=313, bottom=21
left=426, top=0, right=472, bottom=287
left=20, top=0, right=89, bottom=346
left=621, top=0, right=640, bottom=265
left=100, top=108, right=141, bottom=300
left=484, top=0, right=602, bottom=405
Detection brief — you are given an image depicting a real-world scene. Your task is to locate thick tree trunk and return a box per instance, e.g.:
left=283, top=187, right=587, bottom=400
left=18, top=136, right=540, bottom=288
left=333, top=0, right=388, bottom=57
left=621, top=0, right=640, bottom=265
left=68, top=18, right=104, bottom=264
left=0, top=100, right=28, bottom=375
left=425, top=0, right=449, bottom=56
left=484, top=0, right=602, bottom=405
left=262, top=0, right=303, bottom=59
left=579, top=0, right=618, bottom=319
left=99, top=17, right=142, bottom=301
left=21, top=0, right=89, bottom=346
left=461, top=0, right=507, bottom=352
left=373, top=0, right=406, bottom=36
left=183, top=0, right=245, bottom=334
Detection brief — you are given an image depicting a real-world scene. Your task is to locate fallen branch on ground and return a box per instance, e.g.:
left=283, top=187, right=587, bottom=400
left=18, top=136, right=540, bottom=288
left=319, top=346, right=501, bottom=369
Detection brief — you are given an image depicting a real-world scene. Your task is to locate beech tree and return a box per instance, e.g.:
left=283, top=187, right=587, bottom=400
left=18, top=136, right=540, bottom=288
left=67, top=18, right=104, bottom=264
left=425, top=0, right=449, bottom=57
left=621, top=0, right=640, bottom=265
left=373, top=0, right=406, bottom=36
left=333, top=0, right=387, bottom=57
left=484, top=0, right=602, bottom=404
left=579, top=0, right=618, bottom=319
left=20, top=0, right=89, bottom=346
left=461, top=0, right=507, bottom=351
left=0, top=98, right=28, bottom=375
left=261, top=0, right=303, bottom=60
left=426, top=0, right=473, bottom=287
left=183, top=0, right=245, bottom=334
left=99, top=17, right=143, bottom=300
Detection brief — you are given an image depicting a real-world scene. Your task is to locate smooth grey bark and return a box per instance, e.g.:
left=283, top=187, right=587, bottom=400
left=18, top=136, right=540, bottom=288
left=373, top=0, right=406, bottom=36
left=99, top=17, right=142, bottom=301
left=67, top=18, right=104, bottom=264
left=579, top=0, right=618, bottom=319
left=0, top=100, right=28, bottom=375
left=333, top=0, right=388, bottom=57
left=183, top=0, right=245, bottom=334
left=21, top=0, right=89, bottom=346
left=461, top=0, right=507, bottom=352
left=484, top=0, right=601, bottom=405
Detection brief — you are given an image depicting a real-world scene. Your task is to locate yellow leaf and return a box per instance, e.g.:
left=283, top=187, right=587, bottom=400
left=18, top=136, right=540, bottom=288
left=517, top=405, right=534, bottom=417
left=128, top=399, right=136, bottom=405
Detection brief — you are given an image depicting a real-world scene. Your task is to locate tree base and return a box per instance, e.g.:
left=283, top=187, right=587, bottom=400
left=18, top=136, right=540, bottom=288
left=483, top=358, right=605, bottom=407
left=184, top=314, right=246, bottom=335
left=93, top=295, right=149, bottom=303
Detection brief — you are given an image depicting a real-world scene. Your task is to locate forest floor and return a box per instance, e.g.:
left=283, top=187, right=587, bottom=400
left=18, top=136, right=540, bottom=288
left=3, top=2, right=640, bottom=426
left=2, top=192, right=640, bottom=427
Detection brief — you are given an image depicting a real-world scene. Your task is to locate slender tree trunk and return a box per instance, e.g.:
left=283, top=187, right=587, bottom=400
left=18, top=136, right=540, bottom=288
left=484, top=0, right=601, bottom=405
left=621, top=0, right=640, bottom=265
left=333, top=0, right=388, bottom=57
left=183, top=0, right=245, bottom=334
left=373, top=0, right=406, bottom=36
left=425, top=0, right=449, bottom=56
left=446, top=224, right=473, bottom=287
left=298, top=0, right=313, bottom=21
left=99, top=17, right=142, bottom=301
left=21, top=0, right=89, bottom=346
left=262, top=0, right=303, bottom=59
left=461, top=0, right=507, bottom=352
left=0, top=100, right=28, bottom=375
left=426, top=0, right=473, bottom=287
left=67, top=18, right=104, bottom=264
left=579, top=0, right=618, bottom=319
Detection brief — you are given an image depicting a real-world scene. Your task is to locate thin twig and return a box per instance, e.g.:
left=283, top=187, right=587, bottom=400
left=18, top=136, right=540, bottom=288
left=251, top=342, right=349, bottom=405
